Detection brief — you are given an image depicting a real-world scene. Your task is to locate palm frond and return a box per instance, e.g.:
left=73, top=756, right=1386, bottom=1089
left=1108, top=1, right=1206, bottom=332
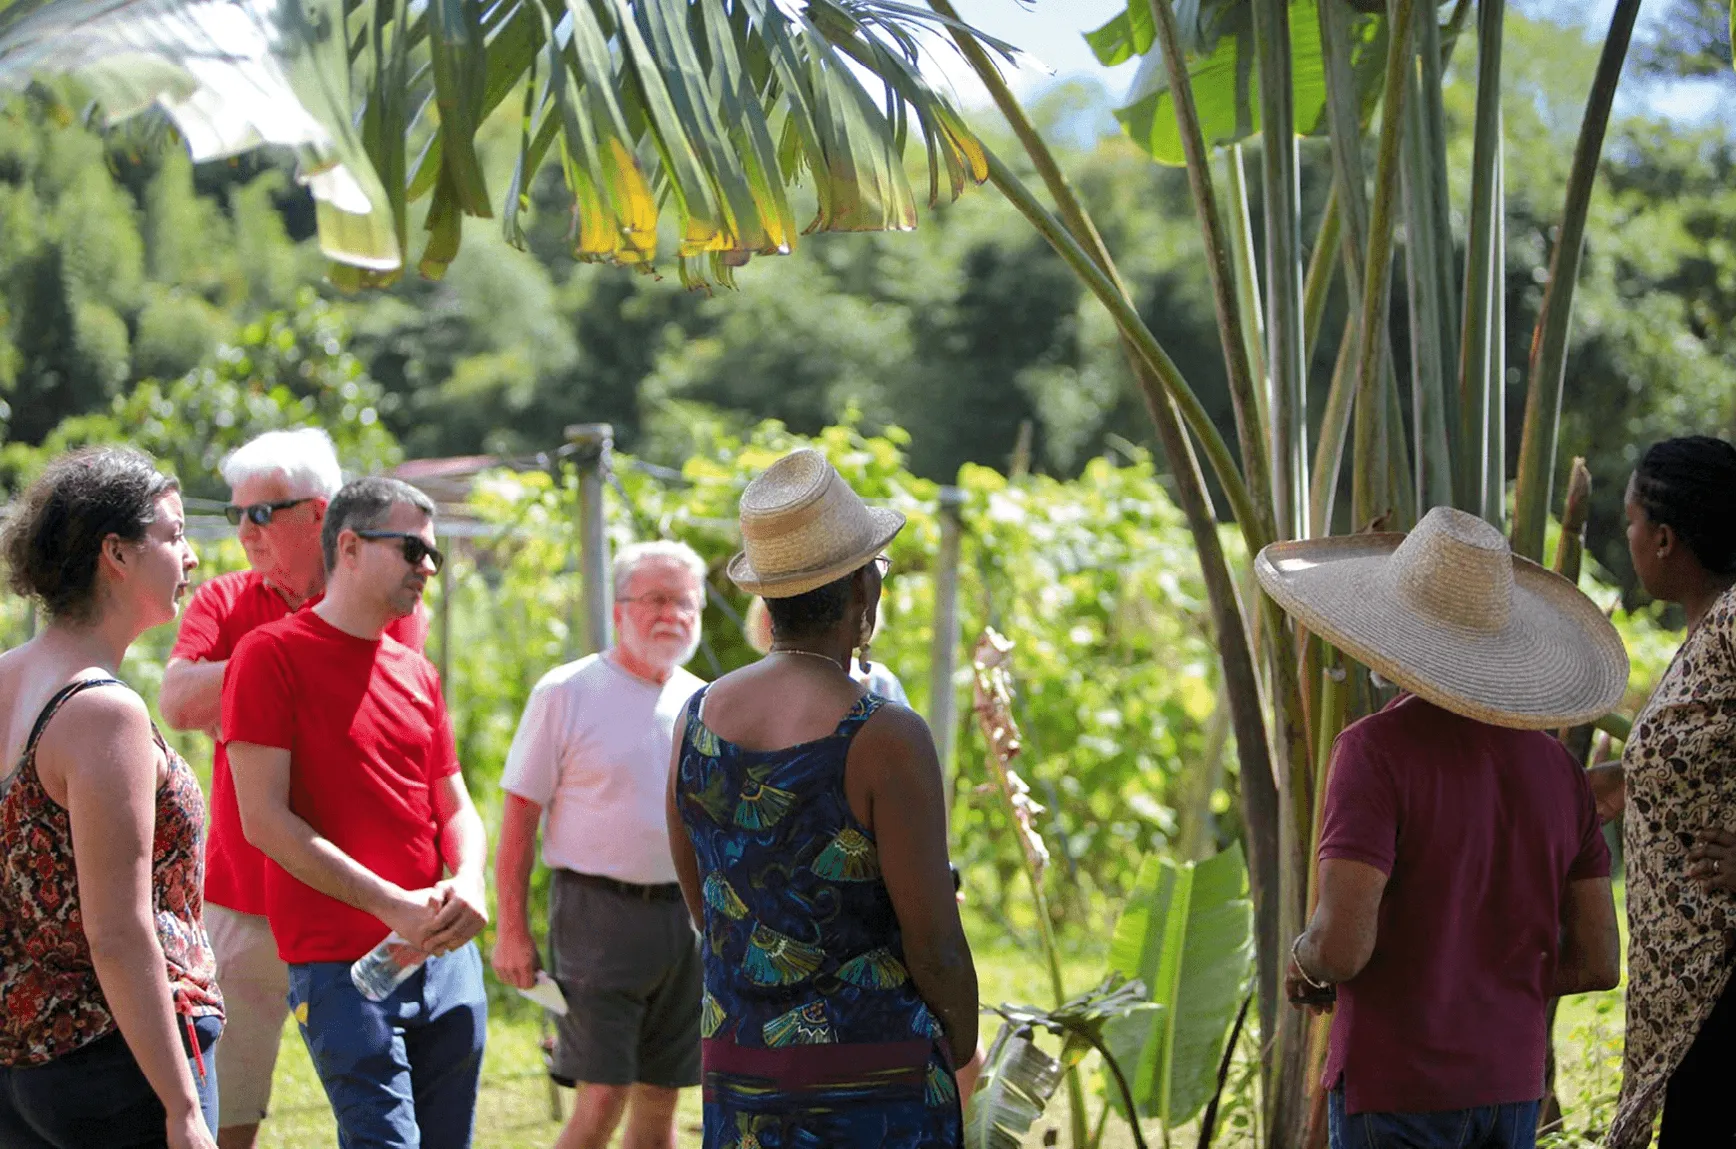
left=0, top=0, right=1001, bottom=283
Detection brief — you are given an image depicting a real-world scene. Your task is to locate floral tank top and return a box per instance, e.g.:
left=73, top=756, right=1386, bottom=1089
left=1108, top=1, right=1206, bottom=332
left=0, top=678, right=223, bottom=1067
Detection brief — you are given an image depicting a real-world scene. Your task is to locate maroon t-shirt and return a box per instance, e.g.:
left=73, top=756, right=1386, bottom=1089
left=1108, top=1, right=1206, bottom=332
left=171, top=570, right=427, bottom=916
left=1318, top=694, right=1610, bottom=1115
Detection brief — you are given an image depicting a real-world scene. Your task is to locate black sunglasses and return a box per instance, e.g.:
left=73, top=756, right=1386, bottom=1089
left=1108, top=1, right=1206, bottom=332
left=354, top=530, right=444, bottom=573
left=224, top=497, right=313, bottom=527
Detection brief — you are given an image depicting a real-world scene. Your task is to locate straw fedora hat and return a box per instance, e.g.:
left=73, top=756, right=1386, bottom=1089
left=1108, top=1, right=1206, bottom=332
left=1254, top=506, right=1628, bottom=729
left=727, top=449, right=905, bottom=598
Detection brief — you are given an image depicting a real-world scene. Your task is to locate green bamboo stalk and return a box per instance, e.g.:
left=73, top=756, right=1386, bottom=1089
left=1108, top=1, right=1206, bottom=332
left=1226, top=146, right=1271, bottom=429
left=1415, top=5, right=1461, bottom=399
left=1252, top=0, right=1309, bottom=540
left=1303, top=183, right=1342, bottom=361
left=1456, top=0, right=1505, bottom=516
left=1148, top=0, right=1278, bottom=546
left=1317, top=0, right=1372, bottom=305
left=1309, top=323, right=1358, bottom=533
left=1386, top=369, right=1418, bottom=529
left=1399, top=8, right=1455, bottom=513
left=1352, top=0, right=1417, bottom=531
left=1485, top=131, right=1508, bottom=528
left=1510, top=0, right=1642, bottom=561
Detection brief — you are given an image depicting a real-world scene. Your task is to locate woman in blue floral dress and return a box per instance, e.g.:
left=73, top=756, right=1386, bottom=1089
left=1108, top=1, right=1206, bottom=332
left=666, top=449, right=977, bottom=1149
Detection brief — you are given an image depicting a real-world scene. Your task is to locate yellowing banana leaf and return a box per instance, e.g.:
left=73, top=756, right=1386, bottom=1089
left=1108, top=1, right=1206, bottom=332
left=0, top=0, right=995, bottom=283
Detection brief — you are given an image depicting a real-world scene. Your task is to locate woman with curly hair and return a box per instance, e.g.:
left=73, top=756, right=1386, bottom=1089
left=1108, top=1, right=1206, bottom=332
left=0, top=447, right=223, bottom=1148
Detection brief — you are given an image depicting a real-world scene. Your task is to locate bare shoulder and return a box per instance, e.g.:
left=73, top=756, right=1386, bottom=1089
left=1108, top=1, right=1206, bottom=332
left=47, top=680, right=153, bottom=748
left=33, top=679, right=157, bottom=794
left=852, top=701, right=938, bottom=767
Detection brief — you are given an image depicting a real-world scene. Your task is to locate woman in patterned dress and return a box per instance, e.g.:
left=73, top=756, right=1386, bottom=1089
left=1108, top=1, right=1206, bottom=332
left=1591, top=436, right=1736, bottom=1147
left=666, top=448, right=978, bottom=1148
left=0, top=448, right=223, bottom=1148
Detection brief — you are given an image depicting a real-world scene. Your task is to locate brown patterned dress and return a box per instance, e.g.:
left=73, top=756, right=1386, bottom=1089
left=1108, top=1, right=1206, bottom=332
left=0, top=678, right=223, bottom=1067
left=1607, top=585, right=1736, bottom=1148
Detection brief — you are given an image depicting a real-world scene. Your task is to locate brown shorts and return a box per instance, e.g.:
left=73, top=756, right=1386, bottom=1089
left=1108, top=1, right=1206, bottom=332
left=547, top=871, right=703, bottom=1089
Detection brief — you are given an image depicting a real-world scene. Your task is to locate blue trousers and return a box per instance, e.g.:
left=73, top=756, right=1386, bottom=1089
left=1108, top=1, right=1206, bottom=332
left=288, top=943, right=486, bottom=1149
left=1329, top=1088, right=1540, bottom=1149
left=0, top=1014, right=221, bottom=1147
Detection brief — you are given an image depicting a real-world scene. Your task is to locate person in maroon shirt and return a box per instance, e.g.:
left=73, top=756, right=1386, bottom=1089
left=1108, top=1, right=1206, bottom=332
left=1254, top=507, right=1626, bottom=1149
left=159, top=429, right=425, bottom=1149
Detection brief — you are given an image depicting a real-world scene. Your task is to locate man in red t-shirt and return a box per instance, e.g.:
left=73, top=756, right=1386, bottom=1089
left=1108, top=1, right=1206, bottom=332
left=224, top=476, right=487, bottom=1149
left=1255, top=506, right=1626, bottom=1148
left=160, top=429, right=426, bottom=1149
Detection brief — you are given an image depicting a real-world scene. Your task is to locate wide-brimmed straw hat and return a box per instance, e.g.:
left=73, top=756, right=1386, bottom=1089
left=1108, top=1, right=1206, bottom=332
left=727, top=449, right=905, bottom=598
left=1254, top=506, right=1628, bottom=730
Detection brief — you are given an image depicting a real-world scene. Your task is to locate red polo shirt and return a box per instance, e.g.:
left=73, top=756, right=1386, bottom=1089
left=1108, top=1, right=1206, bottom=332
left=221, top=610, right=458, bottom=963
left=172, top=570, right=426, bottom=916
left=1318, top=695, right=1610, bottom=1115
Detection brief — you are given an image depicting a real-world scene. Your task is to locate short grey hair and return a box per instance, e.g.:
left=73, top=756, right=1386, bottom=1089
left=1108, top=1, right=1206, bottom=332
left=613, top=540, right=706, bottom=598
left=221, top=428, right=343, bottom=499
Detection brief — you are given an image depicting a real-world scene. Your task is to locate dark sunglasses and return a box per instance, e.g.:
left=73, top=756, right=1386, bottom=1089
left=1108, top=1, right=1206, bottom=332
left=224, top=497, right=313, bottom=527
left=354, top=530, right=444, bottom=573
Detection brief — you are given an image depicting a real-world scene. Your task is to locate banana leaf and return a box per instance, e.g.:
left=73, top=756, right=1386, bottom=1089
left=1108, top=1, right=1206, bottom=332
left=1090, top=0, right=1387, bottom=167
left=0, top=0, right=1010, bottom=283
left=1102, top=844, right=1255, bottom=1128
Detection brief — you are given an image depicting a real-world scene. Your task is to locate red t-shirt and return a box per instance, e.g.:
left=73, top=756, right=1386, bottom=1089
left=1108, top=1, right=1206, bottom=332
left=1318, top=694, right=1611, bottom=1115
left=221, top=610, right=458, bottom=963
left=172, top=570, right=426, bottom=916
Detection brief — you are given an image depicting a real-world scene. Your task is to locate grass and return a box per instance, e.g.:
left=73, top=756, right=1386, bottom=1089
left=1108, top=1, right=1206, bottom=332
left=251, top=936, right=1627, bottom=1148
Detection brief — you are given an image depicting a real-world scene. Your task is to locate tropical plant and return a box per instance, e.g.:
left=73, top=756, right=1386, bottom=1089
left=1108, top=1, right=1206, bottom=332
left=920, top=0, right=1647, bottom=1142
left=1103, top=845, right=1255, bottom=1135
left=0, top=0, right=1009, bottom=285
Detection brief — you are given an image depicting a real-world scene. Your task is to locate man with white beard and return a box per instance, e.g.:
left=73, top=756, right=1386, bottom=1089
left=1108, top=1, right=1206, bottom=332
left=492, top=541, right=708, bottom=1149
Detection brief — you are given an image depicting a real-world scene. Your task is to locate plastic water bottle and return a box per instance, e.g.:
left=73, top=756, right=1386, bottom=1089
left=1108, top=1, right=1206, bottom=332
left=349, top=932, right=428, bottom=1002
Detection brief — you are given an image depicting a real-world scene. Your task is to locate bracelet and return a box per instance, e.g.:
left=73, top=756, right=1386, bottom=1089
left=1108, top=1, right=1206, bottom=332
left=1290, top=934, right=1330, bottom=990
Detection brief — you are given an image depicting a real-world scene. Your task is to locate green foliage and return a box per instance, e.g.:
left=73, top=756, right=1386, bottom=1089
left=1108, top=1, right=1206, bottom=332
left=1103, top=845, right=1255, bottom=1129
left=1096, top=0, right=1388, bottom=167
left=1, top=292, right=400, bottom=497
left=0, top=104, right=318, bottom=445
left=429, top=419, right=1226, bottom=923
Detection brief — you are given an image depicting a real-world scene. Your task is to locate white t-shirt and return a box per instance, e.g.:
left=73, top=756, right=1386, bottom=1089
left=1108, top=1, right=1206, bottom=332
left=501, top=653, right=705, bottom=885
left=858, top=661, right=910, bottom=707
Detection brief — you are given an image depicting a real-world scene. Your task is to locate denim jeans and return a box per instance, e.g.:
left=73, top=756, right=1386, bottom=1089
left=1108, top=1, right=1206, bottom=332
left=1329, top=1088, right=1540, bottom=1149
left=0, top=1013, right=221, bottom=1148
left=288, top=942, right=487, bottom=1149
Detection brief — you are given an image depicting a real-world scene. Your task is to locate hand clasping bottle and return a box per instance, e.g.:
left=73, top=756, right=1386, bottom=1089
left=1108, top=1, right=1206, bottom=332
left=350, top=932, right=428, bottom=1002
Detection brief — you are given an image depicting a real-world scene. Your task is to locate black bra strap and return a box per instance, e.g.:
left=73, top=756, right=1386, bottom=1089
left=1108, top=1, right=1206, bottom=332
left=24, top=677, right=125, bottom=759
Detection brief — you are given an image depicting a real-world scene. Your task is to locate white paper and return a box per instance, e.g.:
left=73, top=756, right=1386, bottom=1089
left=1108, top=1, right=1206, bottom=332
left=517, top=971, right=569, bottom=1016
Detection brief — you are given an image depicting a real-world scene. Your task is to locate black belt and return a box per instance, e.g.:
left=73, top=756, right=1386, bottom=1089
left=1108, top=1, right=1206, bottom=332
left=560, top=869, right=684, bottom=903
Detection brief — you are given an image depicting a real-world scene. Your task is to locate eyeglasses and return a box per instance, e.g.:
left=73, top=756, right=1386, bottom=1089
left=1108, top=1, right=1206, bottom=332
left=354, top=530, right=444, bottom=573
left=873, top=555, right=892, bottom=577
left=618, top=592, right=703, bottom=614
left=224, top=497, right=313, bottom=527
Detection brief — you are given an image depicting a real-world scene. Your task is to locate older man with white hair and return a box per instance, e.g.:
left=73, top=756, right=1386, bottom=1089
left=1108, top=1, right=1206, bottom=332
left=493, top=540, right=708, bottom=1149
left=159, top=428, right=427, bottom=1149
